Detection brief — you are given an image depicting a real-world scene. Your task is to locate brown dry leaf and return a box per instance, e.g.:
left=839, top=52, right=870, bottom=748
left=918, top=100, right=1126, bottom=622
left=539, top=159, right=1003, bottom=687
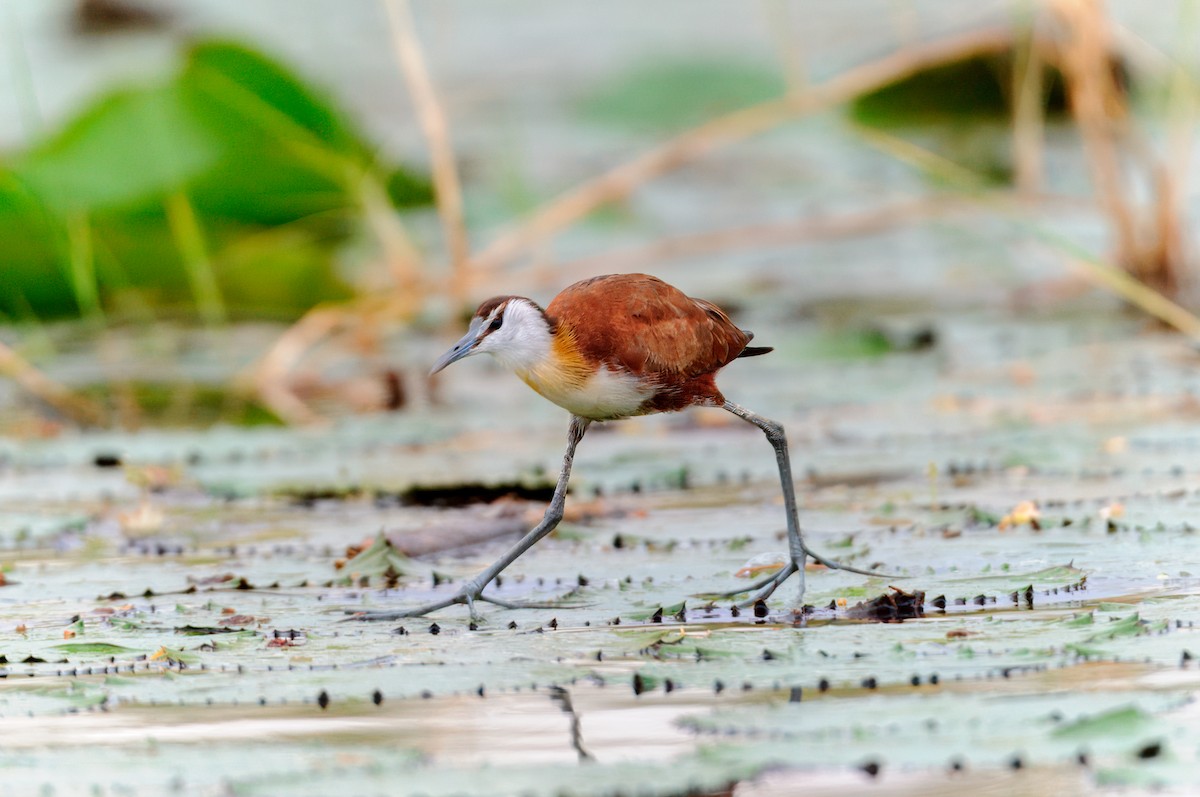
left=998, top=500, right=1041, bottom=531
left=1102, top=436, right=1128, bottom=454
left=218, top=614, right=257, bottom=626
left=117, top=499, right=164, bottom=535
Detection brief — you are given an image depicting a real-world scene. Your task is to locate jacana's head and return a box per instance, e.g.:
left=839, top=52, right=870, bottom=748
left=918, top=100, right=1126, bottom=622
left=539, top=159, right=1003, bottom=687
left=430, top=296, right=552, bottom=375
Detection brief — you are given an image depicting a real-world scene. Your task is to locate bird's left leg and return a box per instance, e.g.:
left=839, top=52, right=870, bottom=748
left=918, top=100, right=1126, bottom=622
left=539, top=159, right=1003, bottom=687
left=349, top=415, right=591, bottom=622
left=721, top=400, right=889, bottom=607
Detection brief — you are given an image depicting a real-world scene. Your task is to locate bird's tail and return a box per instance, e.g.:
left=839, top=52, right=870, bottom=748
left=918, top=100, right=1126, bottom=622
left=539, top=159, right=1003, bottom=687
left=737, top=345, right=773, bottom=358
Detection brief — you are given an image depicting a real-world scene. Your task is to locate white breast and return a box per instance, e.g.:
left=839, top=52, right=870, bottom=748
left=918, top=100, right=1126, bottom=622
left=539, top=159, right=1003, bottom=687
left=526, top=364, right=656, bottom=421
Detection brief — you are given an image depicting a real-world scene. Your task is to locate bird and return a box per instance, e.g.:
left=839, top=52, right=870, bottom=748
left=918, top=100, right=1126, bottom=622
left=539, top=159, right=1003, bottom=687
left=355, top=274, right=883, bottom=620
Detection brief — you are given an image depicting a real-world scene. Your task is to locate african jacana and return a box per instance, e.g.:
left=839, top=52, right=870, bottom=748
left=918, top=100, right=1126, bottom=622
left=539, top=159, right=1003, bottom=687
left=359, top=274, right=881, bottom=620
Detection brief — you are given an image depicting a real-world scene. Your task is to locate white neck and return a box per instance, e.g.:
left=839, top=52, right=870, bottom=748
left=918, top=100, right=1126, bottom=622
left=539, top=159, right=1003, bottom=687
left=484, top=299, right=554, bottom=373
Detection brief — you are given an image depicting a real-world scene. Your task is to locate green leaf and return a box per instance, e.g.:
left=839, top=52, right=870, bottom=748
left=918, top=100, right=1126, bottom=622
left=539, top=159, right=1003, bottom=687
left=578, top=58, right=784, bottom=133
left=52, top=642, right=136, bottom=655
left=186, top=41, right=366, bottom=159
left=11, top=84, right=220, bottom=210
left=1053, top=706, right=1153, bottom=740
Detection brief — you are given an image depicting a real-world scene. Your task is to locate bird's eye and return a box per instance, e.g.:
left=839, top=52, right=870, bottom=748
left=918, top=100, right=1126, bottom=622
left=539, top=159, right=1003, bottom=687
left=488, top=316, right=502, bottom=332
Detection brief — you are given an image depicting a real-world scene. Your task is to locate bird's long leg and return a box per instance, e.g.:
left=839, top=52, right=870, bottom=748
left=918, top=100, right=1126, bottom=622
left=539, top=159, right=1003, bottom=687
left=721, top=400, right=889, bottom=607
left=349, top=415, right=591, bottom=622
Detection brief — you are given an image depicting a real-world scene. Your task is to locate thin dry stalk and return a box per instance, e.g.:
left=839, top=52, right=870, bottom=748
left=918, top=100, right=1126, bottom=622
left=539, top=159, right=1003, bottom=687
left=1012, top=22, right=1046, bottom=193
left=250, top=305, right=349, bottom=426
left=0, top=340, right=106, bottom=426
left=248, top=293, right=412, bottom=425
left=359, top=173, right=425, bottom=304
left=1049, top=0, right=1137, bottom=251
left=762, top=0, right=808, bottom=95
left=466, top=26, right=1016, bottom=275
left=1064, top=251, right=1200, bottom=338
left=1049, top=0, right=1186, bottom=297
left=383, top=0, right=470, bottom=299
left=558, top=196, right=974, bottom=275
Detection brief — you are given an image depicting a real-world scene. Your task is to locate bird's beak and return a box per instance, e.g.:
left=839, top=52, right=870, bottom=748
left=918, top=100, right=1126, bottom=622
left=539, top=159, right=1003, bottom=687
left=430, top=317, right=485, bottom=376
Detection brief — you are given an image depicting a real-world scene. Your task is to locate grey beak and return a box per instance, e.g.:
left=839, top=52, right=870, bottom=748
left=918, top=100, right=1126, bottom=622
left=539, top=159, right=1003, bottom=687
left=430, top=317, right=485, bottom=376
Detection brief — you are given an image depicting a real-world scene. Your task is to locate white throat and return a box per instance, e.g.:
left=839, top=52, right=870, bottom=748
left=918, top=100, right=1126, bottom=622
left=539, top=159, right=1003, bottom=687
left=483, top=299, right=553, bottom=373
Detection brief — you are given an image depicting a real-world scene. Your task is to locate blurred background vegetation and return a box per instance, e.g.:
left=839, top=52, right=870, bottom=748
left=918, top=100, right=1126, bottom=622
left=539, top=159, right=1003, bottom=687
left=0, top=0, right=1196, bottom=430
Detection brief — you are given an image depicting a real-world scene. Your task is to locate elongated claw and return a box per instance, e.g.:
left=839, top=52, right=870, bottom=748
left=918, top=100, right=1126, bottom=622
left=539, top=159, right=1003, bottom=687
left=804, top=550, right=902, bottom=579
left=735, top=561, right=799, bottom=607
left=343, top=586, right=586, bottom=622
left=343, top=593, right=467, bottom=622
left=707, top=570, right=788, bottom=600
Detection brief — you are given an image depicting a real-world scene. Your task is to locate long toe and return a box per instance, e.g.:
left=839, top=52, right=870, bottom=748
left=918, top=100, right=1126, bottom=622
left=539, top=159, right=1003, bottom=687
left=806, top=550, right=899, bottom=579
left=734, top=562, right=800, bottom=608
left=703, top=566, right=794, bottom=600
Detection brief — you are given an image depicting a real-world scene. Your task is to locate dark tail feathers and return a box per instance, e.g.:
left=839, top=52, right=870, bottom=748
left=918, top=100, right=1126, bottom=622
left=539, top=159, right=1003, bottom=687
left=737, top=329, right=772, bottom=358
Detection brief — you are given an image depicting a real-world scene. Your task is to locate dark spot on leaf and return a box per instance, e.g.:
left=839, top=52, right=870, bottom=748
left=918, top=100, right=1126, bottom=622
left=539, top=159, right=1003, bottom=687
left=1136, top=741, right=1162, bottom=759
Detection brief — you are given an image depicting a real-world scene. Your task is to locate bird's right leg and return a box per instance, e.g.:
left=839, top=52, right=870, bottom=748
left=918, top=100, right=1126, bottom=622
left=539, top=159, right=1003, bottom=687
left=348, top=415, right=591, bottom=622
left=718, top=401, right=893, bottom=608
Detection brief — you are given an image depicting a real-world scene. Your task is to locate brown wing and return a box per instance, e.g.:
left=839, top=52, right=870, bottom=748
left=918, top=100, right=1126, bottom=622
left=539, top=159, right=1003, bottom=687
left=546, top=274, right=753, bottom=378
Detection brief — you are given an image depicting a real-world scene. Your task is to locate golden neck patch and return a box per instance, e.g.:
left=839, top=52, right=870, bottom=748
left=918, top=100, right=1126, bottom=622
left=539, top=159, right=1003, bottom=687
left=517, top=324, right=592, bottom=394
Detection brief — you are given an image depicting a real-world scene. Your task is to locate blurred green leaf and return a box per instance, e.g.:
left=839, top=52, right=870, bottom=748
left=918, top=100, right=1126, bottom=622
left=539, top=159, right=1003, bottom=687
left=0, top=38, right=432, bottom=322
left=11, top=84, right=218, bottom=210
left=578, top=58, right=784, bottom=133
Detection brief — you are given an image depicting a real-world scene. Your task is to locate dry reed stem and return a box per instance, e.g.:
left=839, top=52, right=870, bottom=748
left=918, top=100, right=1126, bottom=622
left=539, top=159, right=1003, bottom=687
left=762, top=0, right=808, bottom=94
left=248, top=292, right=417, bottom=425
left=1064, top=251, right=1200, bottom=339
left=0, top=340, right=106, bottom=426
left=383, top=0, right=470, bottom=299
left=466, top=26, right=1017, bottom=275
left=358, top=173, right=425, bottom=301
left=1012, top=22, right=1046, bottom=193
left=1048, top=0, right=1138, bottom=252
left=1048, top=0, right=1188, bottom=297
left=558, top=196, right=975, bottom=275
